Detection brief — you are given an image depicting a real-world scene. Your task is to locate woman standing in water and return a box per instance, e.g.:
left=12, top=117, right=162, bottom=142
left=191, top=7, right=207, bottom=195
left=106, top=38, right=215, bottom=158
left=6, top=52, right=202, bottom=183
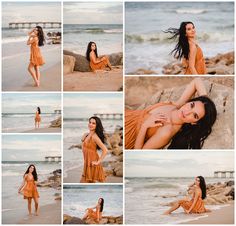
left=164, top=176, right=210, bottom=214
left=165, top=22, right=206, bottom=74
left=86, top=41, right=112, bottom=72
left=82, top=198, right=104, bottom=223
left=35, top=107, right=41, bottom=129
left=18, top=165, right=39, bottom=216
left=80, top=116, right=108, bottom=183
left=125, top=78, right=217, bottom=149
left=27, top=26, right=45, bottom=87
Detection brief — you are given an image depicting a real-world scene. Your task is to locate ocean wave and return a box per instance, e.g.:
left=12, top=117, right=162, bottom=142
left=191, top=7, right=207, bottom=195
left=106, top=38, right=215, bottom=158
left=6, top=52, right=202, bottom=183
left=175, top=8, right=207, bottom=14
left=126, top=31, right=234, bottom=44
left=64, top=28, right=122, bottom=35
left=143, top=183, right=180, bottom=189
left=2, top=171, right=23, bottom=177
left=2, top=36, right=27, bottom=44
left=2, top=163, right=28, bottom=167
left=125, top=187, right=133, bottom=193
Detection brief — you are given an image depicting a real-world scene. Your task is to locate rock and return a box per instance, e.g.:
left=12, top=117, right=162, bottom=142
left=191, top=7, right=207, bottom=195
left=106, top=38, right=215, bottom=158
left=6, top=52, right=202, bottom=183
left=226, top=181, right=234, bottom=187
left=50, top=117, right=61, bottom=128
left=69, top=144, right=82, bottom=150
left=129, top=68, right=157, bottom=75
left=63, top=214, right=72, bottom=223
left=111, top=145, right=123, bottom=156
left=64, top=55, right=76, bottom=75
left=64, top=217, right=86, bottom=224
left=112, top=162, right=123, bottom=177
left=64, top=50, right=123, bottom=72
left=55, top=196, right=61, bottom=201
left=225, top=187, right=234, bottom=200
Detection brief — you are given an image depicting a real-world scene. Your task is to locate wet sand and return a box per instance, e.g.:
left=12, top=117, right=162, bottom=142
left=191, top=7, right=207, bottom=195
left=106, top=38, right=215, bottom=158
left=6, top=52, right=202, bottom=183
left=24, top=127, right=61, bottom=133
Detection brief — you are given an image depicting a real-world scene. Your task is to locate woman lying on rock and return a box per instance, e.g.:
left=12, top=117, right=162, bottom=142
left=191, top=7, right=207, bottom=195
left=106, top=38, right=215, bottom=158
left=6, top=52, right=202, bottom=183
left=125, top=78, right=217, bottom=149
left=82, top=198, right=104, bottom=223
left=164, top=176, right=210, bottom=214
left=86, top=41, right=112, bottom=72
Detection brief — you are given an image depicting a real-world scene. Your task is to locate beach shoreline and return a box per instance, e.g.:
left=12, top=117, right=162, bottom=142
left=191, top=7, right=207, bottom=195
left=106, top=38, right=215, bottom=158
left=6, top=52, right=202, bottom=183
left=24, top=127, right=61, bottom=133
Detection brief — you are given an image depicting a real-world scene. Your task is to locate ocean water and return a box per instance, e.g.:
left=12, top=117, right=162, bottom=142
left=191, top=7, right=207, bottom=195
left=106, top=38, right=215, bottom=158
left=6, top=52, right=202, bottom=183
left=125, top=2, right=234, bottom=74
left=2, top=161, right=61, bottom=224
left=2, top=113, right=61, bottom=133
left=125, top=177, right=233, bottom=224
left=63, top=118, right=123, bottom=178
left=63, top=185, right=123, bottom=218
left=63, top=24, right=123, bottom=55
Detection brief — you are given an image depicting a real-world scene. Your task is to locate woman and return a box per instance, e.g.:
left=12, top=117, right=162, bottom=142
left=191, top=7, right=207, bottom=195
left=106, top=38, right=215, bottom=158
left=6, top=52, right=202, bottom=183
left=35, top=107, right=41, bottom=129
left=82, top=198, right=104, bottom=223
left=18, top=165, right=39, bottom=216
left=165, top=22, right=206, bottom=74
left=86, top=41, right=112, bottom=72
left=125, top=78, right=217, bottom=149
left=80, top=116, right=108, bottom=183
left=27, top=26, right=45, bottom=87
left=164, top=176, right=209, bottom=214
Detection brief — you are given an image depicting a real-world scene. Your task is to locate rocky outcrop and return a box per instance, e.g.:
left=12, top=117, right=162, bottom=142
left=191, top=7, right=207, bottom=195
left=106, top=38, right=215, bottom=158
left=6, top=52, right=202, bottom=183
left=64, top=55, right=76, bottom=75
left=162, top=51, right=234, bottom=75
left=204, top=180, right=234, bottom=205
left=63, top=214, right=123, bottom=224
left=38, top=169, right=61, bottom=190
left=126, top=79, right=234, bottom=149
left=63, top=50, right=123, bottom=72
left=49, top=117, right=61, bottom=128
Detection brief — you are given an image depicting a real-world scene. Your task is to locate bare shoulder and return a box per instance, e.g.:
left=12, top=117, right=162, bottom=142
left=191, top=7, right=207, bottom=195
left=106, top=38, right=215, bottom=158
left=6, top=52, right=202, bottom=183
left=92, top=133, right=101, bottom=141
left=189, top=42, right=197, bottom=51
left=155, top=124, right=174, bottom=139
left=81, top=133, right=89, bottom=142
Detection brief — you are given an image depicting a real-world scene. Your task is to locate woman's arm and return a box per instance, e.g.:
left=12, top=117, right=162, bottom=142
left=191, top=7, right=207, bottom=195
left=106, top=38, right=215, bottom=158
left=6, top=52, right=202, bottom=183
left=27, top=36, right=37, bottom=45
left=92, top=134, right=108, bottom=165
left=90, top=52, right=103, bottom=64
left=18, top=175, right=27, bottom=193
left=174, top=78, right=207, bottom=107
left=134, top=113, right=168, bottom=149
left=187, top=44, right=198, bottom=75
left=186, top=188, right=200, bottom=214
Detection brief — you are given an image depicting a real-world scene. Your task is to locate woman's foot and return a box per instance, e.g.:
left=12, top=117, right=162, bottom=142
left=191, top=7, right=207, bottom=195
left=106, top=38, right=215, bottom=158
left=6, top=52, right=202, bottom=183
left=163, top=210, right=171, bottom=215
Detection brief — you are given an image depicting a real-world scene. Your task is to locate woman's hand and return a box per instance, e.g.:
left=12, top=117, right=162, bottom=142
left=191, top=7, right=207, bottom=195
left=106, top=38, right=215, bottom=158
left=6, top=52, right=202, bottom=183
left=143, top=113, right=167, bottom=129
left=91, top=160, right=100, bottom=166
left=185, top=209, right=191, bottom=214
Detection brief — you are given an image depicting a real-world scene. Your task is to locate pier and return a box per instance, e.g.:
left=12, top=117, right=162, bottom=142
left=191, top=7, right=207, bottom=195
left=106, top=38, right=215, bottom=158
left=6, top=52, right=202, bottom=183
left=94, top=113, right=123, bottom=120
left=9, top=22, right=61, bottom=29
left=214, top=171, right=234, bottom=178
left=45, top=156, right=61, bottom=162
left=54, top=109, right=61, bottom=114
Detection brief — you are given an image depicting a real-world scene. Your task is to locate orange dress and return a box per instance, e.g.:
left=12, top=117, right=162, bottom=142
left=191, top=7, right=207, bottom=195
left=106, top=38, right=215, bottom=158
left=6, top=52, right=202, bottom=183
left=35, top=111, right=41, bottom=122
left=87, top=206, right=101, bottom=221
left=81, top=136, right=106, bottom=183
left=125, top=102, right=172, bottom=149
left=184, top=45, right=206, bottom=75
left=30, top=37, right=45, bottom=66
left=179, top=195, right=207, bottom=213
left=90, top=56, right=110, bottom=71
left=23, top=175, right=39, bottom=199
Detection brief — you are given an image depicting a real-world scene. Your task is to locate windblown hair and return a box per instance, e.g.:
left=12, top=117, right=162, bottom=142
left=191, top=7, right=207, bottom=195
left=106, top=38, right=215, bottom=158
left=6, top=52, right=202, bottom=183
left=24, top=164, right=38, bottom=181
left=86, top=41, right=98, bottom=61
left=99, top=198, right=104, bottom=212
left=35, top=26, right=45, bottom=47
left=89, top=116, right=105, bottom=145
left=168, top=96, right=217, bottom=149
left=164, top=21, right=194, bottom=60
left=37, top=107, right=41, bottom=114
left=197, top=176, right=207, bottom=199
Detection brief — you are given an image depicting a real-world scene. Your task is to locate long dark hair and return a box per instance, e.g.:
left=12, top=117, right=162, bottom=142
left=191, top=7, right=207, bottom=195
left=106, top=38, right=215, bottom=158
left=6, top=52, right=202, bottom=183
left=164, top=21, right=194, bottom=60
left=89, top=116, right=105, bottom=144
left=99, top=198, right=104, bottom=212
left=24, top=164, right=38, bottom=181
left=168, top=96, right=217, bottom=149
left=86, top=41, right=98, bottom=61
left=197, top=176, right=206, bottom=199
left=37, top=107, right=41, bottom=114
left=35, top=26, right=45, bottom=47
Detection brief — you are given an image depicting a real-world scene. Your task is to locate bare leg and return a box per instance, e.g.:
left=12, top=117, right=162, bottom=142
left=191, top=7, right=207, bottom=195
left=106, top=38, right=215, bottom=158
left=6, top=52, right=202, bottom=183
left=33, top=198, right=39, bottom=216
left=163, top=201, right=181, bottom=215
left=28, top=63, right=38, bottom=86
left=34, top=66, right=40, bottom=86
left=37, top=122, right=40, bottom=128
left=27, top=198, right=32, bottom=215
left=82, top=210, right=88, bottom=220
left=35, top=121, right=37, bottom=129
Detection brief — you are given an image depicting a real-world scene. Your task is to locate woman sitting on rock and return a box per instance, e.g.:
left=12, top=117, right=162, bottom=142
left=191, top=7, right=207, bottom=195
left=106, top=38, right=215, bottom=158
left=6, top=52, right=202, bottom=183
left=125, top=78, right=217, bottom=149
left=82, top=198, right=104, bottom=223
left=86, top=41, right=112, bottom=72
left=164, top=176, right=210, bottom=214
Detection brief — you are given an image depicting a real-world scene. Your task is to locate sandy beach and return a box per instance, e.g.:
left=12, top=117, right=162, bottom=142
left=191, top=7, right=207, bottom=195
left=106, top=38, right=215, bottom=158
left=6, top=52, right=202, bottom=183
left=183, top=204, right=234, bottom=224
left=18, top=201, right=61, bottom=224
left=64, top=166, right=122, bottom=183
left=2, top=44, right=61, bottom=91
left=24, top=127, right=61, bottom=133
left=63, top=66, right=123, bottom=91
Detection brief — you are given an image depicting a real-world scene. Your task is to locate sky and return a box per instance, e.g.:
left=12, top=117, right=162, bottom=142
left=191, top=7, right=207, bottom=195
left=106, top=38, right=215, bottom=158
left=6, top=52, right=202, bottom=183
left=2, top=2, right=61, bottom=27
left=125, top=151, right=234, bottom=178
left=2, top=135, right=61, bottom=161
left=64, top=93, right=123, bottom=118
left=2, top=93, right=61, bottom=113
left=64, top=2, right=123, bottom=24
